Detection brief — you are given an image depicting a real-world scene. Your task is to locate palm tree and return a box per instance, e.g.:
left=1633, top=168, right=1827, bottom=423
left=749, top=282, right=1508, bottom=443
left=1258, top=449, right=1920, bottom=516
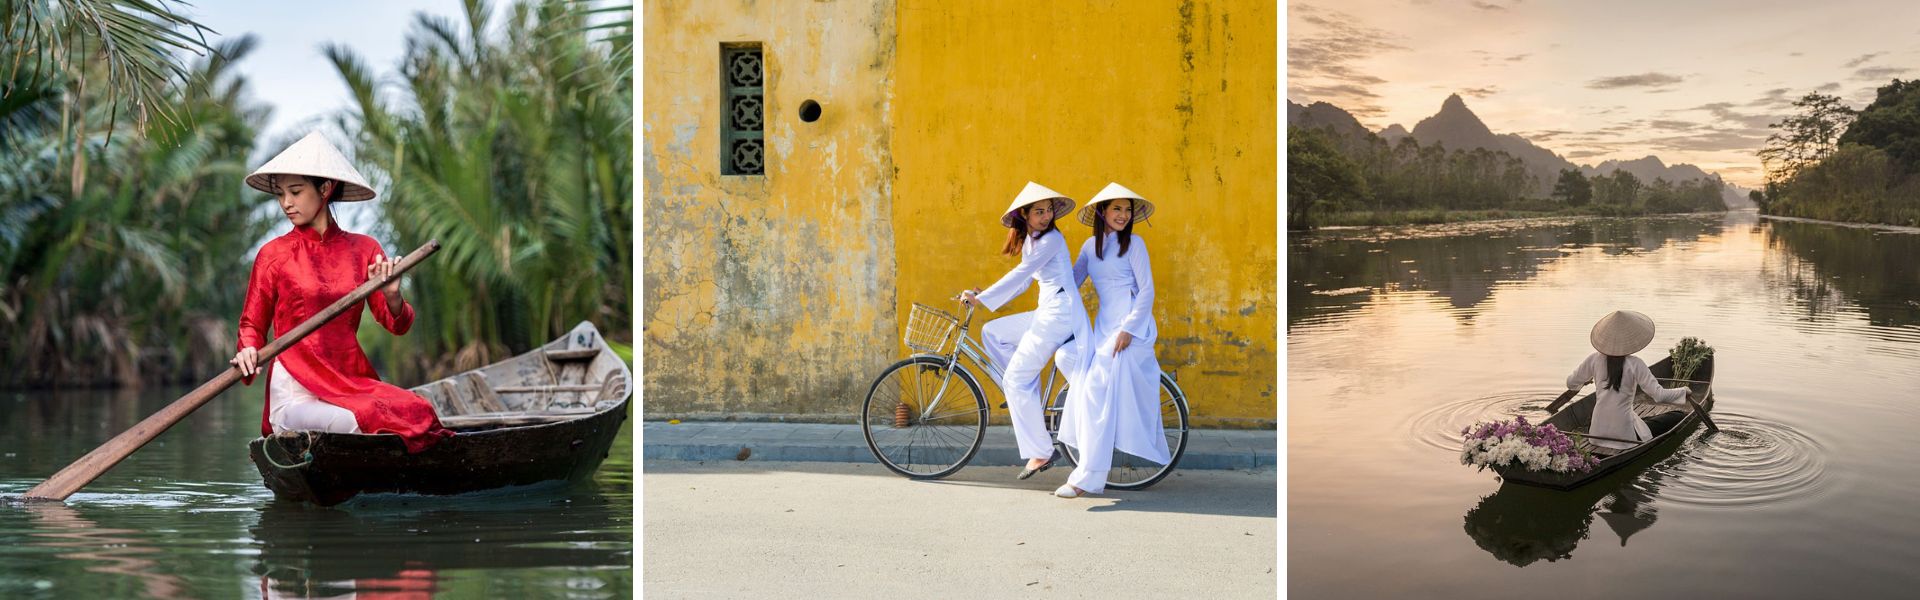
left=2, top=0, right=219, bottom=138
left=0, top=33, right=268, bottom=387
left=325, top=0, right=632, bottom=380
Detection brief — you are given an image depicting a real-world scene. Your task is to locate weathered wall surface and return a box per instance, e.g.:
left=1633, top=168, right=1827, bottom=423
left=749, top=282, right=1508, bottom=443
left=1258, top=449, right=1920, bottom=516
left=890, top=0, right=1278, bottom=426
left=643, top=0, right=899, bottom=418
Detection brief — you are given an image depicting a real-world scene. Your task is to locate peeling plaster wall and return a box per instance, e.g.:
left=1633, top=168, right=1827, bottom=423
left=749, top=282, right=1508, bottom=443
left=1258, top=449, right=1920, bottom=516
left=643, top=0, right=899, bottom=419
left=891, top=0, right=1278, bottom=427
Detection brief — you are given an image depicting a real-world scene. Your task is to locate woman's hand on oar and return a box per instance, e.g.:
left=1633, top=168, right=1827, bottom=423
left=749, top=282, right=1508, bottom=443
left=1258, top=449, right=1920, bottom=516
left=230, top=347, right=260, bottom=378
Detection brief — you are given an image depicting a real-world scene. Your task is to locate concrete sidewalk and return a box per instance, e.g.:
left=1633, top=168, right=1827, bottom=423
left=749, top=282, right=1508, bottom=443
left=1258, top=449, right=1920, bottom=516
left=642, top=420, right=1275, bottom=471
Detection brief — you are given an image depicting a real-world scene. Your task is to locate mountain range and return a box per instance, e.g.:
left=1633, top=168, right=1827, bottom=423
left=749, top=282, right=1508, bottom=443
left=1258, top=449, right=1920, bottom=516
left=1289, top=95, right=1754, bottom=209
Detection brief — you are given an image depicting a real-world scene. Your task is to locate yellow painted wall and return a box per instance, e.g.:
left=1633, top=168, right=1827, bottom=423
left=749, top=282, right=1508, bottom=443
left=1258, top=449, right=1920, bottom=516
left=643, top=0, right=1276, bottom=428
left=643, top=0, right=899, bottom=417
left=891, top=0, right=1277, bottom=427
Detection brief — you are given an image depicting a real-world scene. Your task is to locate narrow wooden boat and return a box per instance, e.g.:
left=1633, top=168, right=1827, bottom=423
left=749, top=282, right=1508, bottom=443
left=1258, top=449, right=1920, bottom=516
left=1494, top=355, right=1714, bottom=490
left=248, top=321, right=631, bottom=506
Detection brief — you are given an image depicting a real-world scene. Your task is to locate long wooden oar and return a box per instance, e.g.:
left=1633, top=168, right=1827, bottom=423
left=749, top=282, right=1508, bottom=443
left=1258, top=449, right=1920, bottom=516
left=1544, top=386, right=1582, bottom=414
left=22, top=240, right=441, bottom=502
left=1684, top=392, right=1718, bottom=433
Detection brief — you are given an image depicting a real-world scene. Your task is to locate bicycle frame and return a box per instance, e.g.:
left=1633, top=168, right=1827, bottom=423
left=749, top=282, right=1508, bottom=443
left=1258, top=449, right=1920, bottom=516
left=912, top=302, right=1066, bottom=422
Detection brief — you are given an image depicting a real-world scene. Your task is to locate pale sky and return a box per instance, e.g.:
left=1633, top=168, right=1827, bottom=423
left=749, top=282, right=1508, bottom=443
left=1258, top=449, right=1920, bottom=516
left=1288, top=0, right=1920, bottom=188
left=184, top=1, right=478, bottom=157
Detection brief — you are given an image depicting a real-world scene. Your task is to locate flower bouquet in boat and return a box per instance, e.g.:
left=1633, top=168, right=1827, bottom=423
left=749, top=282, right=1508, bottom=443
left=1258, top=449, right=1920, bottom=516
left=1669, top=336, right=1713, bottom=381
left=1460, top=416, right=1598, bottom=474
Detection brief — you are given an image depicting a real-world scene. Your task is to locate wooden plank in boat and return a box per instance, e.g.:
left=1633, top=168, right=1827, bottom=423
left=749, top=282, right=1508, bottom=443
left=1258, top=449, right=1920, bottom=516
left=439, top=411, right=595, bottom=428
left=464, top=372, right=508, bottom=413
left=545, top=348, right=600, bottom=362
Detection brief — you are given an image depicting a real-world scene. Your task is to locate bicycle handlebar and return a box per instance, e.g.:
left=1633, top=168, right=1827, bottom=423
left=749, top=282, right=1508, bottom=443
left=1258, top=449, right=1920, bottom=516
left=952, top=291, right=979, bottom=329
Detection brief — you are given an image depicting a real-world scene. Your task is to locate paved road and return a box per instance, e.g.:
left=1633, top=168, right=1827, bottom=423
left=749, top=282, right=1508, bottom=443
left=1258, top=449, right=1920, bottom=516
left=643, top=460, right=1276, bottom=599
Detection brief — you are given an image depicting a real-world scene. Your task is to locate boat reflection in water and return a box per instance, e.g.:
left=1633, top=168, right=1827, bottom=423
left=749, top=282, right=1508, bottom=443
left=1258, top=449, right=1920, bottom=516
left=252, top=488, right=630, bottom=599
left=1463, top=444, right=1686, bottom=567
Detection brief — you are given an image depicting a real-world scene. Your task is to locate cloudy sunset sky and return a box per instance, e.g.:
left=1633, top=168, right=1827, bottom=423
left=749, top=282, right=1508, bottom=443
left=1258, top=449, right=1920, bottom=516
left=1287, top=0, right=1920, bottom=187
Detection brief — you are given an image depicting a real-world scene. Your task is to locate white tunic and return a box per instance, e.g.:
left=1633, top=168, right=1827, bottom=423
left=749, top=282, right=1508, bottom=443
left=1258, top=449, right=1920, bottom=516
left=1564, top=353, right=1687, bottom=450
left=976, top=229, right=1093, bottom=460
left=1058, top=233, right=1171, bottom=491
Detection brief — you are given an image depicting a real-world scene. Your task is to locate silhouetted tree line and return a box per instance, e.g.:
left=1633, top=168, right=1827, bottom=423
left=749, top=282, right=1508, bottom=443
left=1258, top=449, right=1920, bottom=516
left=1289, top=124, right=1725, bottom=230
left=1552, top=169, right=1724, bottom=214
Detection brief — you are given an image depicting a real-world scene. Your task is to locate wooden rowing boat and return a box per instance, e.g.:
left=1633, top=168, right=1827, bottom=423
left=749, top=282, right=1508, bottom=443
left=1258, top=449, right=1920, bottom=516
left=248, top=321, right=630, bottom=506
left=1494, top=355, right=1715, bottom=490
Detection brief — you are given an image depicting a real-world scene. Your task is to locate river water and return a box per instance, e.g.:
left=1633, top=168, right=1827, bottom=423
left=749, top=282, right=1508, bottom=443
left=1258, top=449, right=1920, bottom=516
left=1289, top=210, right=1920, bottom=598
left=0, top=383, right=632, bottom=599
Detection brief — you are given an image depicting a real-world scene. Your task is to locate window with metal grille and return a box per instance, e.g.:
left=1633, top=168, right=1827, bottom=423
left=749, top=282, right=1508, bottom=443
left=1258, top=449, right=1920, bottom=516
left=722, top=43, right=765, bottom=176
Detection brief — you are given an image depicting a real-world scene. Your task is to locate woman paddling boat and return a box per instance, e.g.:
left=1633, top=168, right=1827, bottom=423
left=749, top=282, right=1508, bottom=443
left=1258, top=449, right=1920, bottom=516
left=231, top=132, right=453, bottom=453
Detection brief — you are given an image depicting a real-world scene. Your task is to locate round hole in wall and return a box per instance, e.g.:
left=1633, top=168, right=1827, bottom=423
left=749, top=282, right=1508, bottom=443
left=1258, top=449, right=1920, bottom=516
left=798, top=99, right=822, bottom=123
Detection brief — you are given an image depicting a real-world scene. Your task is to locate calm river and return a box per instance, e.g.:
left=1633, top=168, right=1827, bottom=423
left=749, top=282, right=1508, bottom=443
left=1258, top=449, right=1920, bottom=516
left=1290, top=210, right=1920, bottom=598
left=0, top=383, right=632, bottom=598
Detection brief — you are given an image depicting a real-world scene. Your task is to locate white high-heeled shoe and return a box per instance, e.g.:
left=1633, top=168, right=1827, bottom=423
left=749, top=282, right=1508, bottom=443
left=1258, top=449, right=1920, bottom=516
left=1054, top=484, right=1090, bottom=498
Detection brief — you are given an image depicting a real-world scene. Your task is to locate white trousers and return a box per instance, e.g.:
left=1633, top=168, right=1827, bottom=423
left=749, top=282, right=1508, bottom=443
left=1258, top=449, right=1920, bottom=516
left=981, top=311, right=1083, bottom=460
left=268, top=361, right=360, bottom=434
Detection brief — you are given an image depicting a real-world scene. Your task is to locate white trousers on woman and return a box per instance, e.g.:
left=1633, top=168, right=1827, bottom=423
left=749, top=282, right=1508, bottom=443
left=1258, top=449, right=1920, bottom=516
left=981, top=312, right=1083, bottom=461
left=268, top=360, right=361, bottom=434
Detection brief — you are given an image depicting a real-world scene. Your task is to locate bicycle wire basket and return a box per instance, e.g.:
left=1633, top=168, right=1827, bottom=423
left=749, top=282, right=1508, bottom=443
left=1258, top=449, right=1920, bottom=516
left=903, top=302, right=961, bottom=354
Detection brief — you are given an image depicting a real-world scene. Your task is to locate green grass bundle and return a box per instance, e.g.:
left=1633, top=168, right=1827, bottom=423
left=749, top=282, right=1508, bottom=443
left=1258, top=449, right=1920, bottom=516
left=1669, top=337, right=1714, bottom=381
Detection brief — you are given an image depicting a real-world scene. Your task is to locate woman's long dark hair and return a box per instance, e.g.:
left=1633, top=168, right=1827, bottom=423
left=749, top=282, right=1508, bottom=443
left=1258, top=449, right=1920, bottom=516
left=1605, top=355, right=1625, bottom=391
left=1002, top=205, right=1053, bottom=256
left=1090, top=199, right=1136, bottom=259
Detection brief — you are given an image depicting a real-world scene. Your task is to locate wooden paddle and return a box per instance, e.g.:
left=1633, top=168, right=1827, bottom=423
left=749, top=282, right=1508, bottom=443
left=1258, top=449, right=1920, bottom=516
left=1684, top=389, right=1718, bottom=433
left=1544, top=386, right=1582, bottom=414
left=21, top=240, right=442, bottom=502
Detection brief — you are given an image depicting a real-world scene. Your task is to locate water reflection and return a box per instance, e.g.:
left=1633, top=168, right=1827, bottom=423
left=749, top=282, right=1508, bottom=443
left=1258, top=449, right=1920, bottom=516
left=1290, top=215, right=1721, bottom=328
left=252, top=491, right=630, bottom=599
left=1763, top=219, right=1920, bottom=329
left=24, top=502, right=186, bottom=598
left=1463, top=451, right=1677, bottom=567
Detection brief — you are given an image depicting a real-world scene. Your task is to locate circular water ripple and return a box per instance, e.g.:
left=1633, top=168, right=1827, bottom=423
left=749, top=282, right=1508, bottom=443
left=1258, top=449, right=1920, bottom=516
left=1407, top=390, right=1557, bottom=452
left=1411, top=397, right=1830, bottom=509
left=1641, top=410, right=1829, bottom=509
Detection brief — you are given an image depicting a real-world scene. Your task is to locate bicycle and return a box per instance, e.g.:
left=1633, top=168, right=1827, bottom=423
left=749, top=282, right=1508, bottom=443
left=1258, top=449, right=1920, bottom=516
left=860, top=298, right=1191, bottom=490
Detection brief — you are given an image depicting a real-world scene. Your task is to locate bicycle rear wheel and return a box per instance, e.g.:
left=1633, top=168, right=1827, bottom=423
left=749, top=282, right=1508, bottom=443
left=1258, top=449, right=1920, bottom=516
left=861, top=355, right=988, bottom=479
left=1048, top=373, right=1190, bottom=490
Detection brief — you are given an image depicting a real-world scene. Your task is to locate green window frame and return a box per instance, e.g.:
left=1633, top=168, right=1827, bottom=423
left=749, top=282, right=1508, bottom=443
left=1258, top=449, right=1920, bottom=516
left=722, top=43, right=765, bottom=176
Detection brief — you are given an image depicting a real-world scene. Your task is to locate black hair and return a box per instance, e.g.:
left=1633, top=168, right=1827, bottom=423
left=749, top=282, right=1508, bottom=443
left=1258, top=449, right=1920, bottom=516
left=269, top=174, right=344, bottom=204
left=1605, top=355, right=1625, bottom=391
left=300, top=175, right=345, bottom=203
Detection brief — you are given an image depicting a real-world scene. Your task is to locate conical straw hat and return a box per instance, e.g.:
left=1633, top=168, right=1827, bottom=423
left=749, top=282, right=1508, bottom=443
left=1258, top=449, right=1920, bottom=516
left=1000, top=182, right=1076, bottom=228
left=245, top=131, right=377, bottom=202
left=1077, top=182, right=1156, bottom=227
left=1590, top=310, right=1655, bottom=356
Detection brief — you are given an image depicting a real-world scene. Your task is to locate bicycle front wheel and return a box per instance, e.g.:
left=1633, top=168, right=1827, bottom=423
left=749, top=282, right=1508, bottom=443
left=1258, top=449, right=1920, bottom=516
left=1048, top=372, right=1191, bottom=490
left=861, top=355, right=988, bottom=479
